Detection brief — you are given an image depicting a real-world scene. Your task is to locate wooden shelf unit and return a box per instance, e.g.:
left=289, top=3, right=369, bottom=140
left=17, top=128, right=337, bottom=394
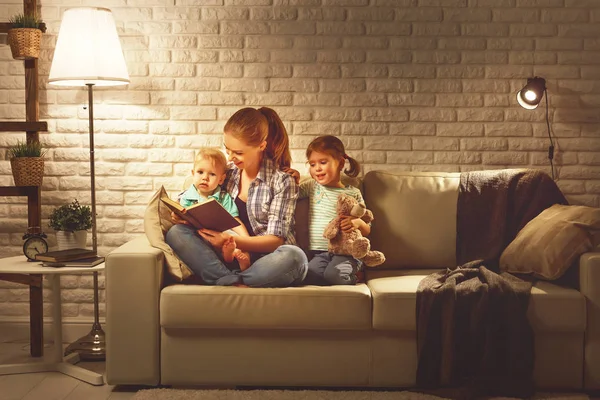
left=0, top=0, right=45, bottom=357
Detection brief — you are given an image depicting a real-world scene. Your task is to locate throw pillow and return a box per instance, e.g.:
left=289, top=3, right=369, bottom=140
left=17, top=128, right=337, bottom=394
left=144, top=186, right=193, bottom=281
left=500, top=204, right=600, bottom=280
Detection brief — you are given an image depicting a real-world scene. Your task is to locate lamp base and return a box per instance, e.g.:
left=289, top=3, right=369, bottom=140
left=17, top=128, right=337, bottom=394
left=64, top=322, right=105, bottom=361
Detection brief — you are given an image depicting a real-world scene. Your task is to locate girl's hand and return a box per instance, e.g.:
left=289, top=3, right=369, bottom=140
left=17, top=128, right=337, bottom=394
left=282, top=166, right=300, bottom=184
left=340, top=216, right=361, bottom=232
left=170, top=211, right=188, bottom=225
left=198, top=228, right=232, bottom=248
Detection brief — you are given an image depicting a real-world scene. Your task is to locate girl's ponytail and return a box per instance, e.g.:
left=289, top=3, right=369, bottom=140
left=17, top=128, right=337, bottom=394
left=343, top=155, right=360, bottom=178
left=258, top=107, right=291, bottom=170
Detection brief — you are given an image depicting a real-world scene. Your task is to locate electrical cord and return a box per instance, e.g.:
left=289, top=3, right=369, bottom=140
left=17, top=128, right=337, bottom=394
left=544, top=89, right=555, bottom=180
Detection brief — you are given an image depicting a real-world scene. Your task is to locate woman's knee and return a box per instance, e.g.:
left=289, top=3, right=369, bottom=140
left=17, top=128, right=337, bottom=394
left=165, top=224, right=193, bottom=249
left=279, top=245, right=308, bottom=268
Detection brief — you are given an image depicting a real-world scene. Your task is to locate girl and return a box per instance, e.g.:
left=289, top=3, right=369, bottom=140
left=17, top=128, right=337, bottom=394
left=300, top=135, right=370, bottom=285
left=166, top=107, right=308, bottom=287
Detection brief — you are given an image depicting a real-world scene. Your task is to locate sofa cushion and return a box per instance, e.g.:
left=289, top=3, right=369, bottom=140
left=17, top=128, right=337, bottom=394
left=366, top=269, right=585, bottom=333
left=362, top=170, right=459, bottom=269
left=500, top=204, right=600, bottom=280
left=144, top=186, right=193, bottom=281
left=160, top=284, right=372, bottom=330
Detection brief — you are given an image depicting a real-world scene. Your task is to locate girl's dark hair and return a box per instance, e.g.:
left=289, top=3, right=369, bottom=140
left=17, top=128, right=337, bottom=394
left=223, top=107, right=292, bottom=170
left=306, top=135, right=360, bottom=178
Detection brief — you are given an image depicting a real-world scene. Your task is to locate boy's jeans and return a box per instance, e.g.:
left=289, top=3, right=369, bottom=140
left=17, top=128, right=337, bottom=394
left=165, top=224, right=308, bottom=287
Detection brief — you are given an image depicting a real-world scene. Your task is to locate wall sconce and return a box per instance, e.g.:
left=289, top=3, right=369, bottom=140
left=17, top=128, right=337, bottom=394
left=516, top=76, right=554, bottom=179
left=516, top=77, right=546, bottom=110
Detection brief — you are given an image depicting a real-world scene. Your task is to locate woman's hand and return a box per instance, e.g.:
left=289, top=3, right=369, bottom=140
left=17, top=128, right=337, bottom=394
left=340, top=216, right=361, bottom=232
left=281, top=166, right=300, bottom=184
left=170, top=211, right=188, bottom=225
left=198, top=228, right=232, bottom=249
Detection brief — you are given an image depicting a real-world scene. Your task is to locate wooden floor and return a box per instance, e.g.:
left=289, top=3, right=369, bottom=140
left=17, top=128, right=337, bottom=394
left=0, top=340, right=139, bottom=400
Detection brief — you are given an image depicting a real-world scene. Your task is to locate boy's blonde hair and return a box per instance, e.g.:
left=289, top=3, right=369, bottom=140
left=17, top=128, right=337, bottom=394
left=194, top=148, right=228, bottom=173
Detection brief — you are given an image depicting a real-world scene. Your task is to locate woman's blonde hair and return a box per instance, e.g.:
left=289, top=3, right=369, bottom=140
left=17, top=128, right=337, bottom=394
left=306, top=135, right=360, bottom=178
left=194, top=147, right=227, bottom=173
left=223, top=107, right=291, bottom=169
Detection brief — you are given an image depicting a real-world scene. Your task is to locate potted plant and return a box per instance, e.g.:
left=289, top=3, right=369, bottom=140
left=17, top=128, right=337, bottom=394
left=48, top=199, right=93, bottom=250
left=8, top=140, right=47, bottom=186
left=7, top=13, right=44, bottom=60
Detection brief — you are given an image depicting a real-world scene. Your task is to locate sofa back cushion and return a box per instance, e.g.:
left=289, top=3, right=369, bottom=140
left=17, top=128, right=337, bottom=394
left=362, top=170, right=460, bottom=269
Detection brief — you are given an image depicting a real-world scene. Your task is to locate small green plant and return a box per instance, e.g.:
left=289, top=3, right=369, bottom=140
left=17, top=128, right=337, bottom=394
left=8, top=140, right=47, bottom=158
left=8, top=13, right=43, bottom=29
left=48, top=200, right=93, bottom=232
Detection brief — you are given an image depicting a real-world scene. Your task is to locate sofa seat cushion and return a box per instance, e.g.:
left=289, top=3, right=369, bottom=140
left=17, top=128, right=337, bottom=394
left=366, top=269, right=585, bottom=333
left=160, top=284, right=372, bottom=330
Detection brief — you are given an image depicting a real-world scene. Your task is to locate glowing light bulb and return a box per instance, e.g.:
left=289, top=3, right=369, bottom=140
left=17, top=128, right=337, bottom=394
left=524, top=90, right=537, bottom=101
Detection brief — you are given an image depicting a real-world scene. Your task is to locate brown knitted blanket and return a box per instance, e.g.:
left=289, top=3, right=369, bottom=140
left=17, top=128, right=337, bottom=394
left=416, top=169, right=568, bottom=398
left=456, top=168, right=568, bottom=269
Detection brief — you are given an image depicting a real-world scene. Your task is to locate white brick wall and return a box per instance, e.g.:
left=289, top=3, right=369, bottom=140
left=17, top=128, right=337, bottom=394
left=1, top=0, right=600, bottom=319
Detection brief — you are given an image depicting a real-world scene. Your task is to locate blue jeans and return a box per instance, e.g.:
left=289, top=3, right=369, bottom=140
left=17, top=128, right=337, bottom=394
left=305, top=252, right=361, bottom=286
left=165, top=224, right=308, bottom=287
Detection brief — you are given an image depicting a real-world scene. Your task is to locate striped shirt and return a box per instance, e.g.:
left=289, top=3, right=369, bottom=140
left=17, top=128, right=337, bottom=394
left=299, top=179, right=364, bottom=251
left=223, top=157, right=298, bottom=245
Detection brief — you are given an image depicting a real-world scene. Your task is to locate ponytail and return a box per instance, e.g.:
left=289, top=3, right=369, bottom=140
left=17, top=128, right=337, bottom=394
left=258, top=107, right=291, bottom=170
left=343, top=154, right=360, bottom=178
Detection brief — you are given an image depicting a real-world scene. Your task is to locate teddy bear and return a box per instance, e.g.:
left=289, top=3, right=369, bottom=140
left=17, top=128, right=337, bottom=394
left=323, top=194, right=386, bottom=267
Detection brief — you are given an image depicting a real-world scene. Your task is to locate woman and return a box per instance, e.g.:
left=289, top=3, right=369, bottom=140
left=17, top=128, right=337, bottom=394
left=166, top=107, right=308, bottom=287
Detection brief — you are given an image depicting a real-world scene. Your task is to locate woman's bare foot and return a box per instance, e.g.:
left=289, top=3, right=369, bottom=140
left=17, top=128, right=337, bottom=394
left=222, top=237, right=236, bottom=263
left=233, top=249, right=251, bottom=271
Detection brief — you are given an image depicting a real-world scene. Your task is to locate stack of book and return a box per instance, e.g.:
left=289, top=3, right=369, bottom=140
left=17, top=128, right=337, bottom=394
left=35, top=248, right=104, bottom=268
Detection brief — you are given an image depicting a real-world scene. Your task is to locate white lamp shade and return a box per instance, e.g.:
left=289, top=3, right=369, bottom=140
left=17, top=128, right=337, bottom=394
left=48, top=7, right=129, bottom=87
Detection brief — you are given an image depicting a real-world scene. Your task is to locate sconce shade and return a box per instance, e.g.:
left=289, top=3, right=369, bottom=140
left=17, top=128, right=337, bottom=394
left=516, top=77, right=546, bottom=110
left=48, top=7, right=129, bottom=87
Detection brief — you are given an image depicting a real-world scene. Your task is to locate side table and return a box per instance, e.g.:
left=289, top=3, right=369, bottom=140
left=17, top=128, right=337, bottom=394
left=0, top=255, right=105, bottom=385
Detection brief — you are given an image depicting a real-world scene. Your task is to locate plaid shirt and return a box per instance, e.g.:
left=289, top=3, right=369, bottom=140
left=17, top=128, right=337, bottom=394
left=223, top=157, right=298, bottom=245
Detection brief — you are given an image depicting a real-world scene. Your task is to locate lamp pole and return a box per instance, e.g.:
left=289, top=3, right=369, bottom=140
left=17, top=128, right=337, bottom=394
left=87, top=83, right=97, bottom=254
left=64, top=83, right=105, bottom=360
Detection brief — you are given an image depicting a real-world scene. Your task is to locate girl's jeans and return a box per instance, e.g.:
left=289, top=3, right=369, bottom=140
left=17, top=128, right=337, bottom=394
left=305, top=251, right=362, bottom=285
left=165, top=224, right=308, bottom=287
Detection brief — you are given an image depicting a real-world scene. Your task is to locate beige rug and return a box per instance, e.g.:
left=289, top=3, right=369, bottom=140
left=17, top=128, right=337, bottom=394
left=132, top=388, right=590, bottom=400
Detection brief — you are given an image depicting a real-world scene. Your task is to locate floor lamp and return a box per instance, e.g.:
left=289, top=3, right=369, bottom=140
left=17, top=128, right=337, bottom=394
left=48, top=7, right=129, bottom=360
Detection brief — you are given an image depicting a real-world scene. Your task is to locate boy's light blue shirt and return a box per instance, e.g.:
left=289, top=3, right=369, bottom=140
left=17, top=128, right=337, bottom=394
left=179, top=184, right=239, bottom=218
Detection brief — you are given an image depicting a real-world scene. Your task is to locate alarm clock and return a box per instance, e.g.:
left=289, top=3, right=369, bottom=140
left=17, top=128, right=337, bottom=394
left=22, top=232, right=49, bottom=261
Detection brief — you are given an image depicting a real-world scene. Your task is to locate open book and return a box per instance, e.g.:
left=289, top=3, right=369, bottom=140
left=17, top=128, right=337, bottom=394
left=160, top=189, right=240, bottom=232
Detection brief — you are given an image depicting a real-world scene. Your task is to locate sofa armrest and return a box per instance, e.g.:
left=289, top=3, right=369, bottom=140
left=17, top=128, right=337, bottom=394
left=105, top=235, right=164, bottom=386
left=580, top=251, right=600, bottom=390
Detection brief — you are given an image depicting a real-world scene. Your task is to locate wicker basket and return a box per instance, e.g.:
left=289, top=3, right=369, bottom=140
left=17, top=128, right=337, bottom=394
left=10, top=157, right=44, bottom=186
left=8, top=28, right=42, bottom=60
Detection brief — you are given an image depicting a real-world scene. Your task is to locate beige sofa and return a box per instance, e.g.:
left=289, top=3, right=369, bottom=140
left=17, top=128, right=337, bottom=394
left=105, top=170, right=600, bottom=390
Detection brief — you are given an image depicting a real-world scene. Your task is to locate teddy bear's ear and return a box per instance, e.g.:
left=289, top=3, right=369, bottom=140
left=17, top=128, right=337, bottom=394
left=362, top=209, right=374, bottom=223
left=350, top=203, right=366, bottom=217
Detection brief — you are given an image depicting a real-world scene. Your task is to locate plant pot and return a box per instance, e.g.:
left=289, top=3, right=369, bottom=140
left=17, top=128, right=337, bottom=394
left=8, top=28, right=42, bottom=60
left=56, top=230, right=88, bottom=251
left=10, top=157, right=44, bottom=186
